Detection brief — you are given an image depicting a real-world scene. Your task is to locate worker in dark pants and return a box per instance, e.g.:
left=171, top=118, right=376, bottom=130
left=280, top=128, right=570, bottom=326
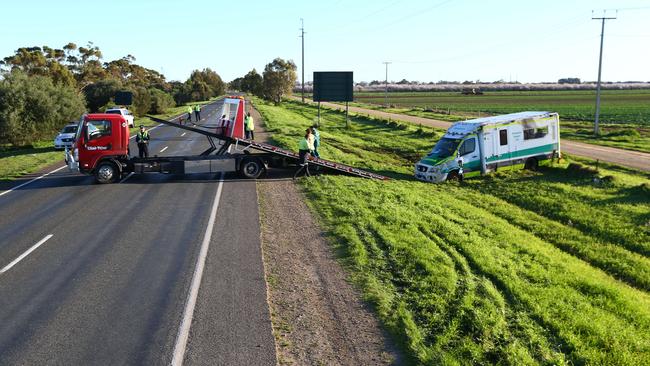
left=194, top=104, right=201, bottom=121
left=187, top=106, right=193, bottom=123
left=293, top=131, right=311, bottom=179
left=311, top=124, right=321, bottom=158
left=136, top=125, right=150, bottom=158
left=244, top=112, right=255, bottom=140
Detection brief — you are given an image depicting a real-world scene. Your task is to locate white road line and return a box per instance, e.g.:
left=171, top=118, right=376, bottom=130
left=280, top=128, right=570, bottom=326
left=119, top=172, right=135, bottom=184
left=181, top=132, right=186, bottom=137
left=0, top=166, right=66, bottom=198
left=0, top=234, right=54, bottom=274
left=160, top=146, right=169, bottom=153
left=171, top=172, right=225, bottom=366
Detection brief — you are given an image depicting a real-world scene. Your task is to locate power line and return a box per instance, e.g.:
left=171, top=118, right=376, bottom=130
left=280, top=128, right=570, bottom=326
left=592, top=10, right=617, bottom=136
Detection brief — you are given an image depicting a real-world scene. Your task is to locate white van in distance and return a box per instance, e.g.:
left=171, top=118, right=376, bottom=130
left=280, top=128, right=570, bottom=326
left=415, top=111, right=561, bottom=182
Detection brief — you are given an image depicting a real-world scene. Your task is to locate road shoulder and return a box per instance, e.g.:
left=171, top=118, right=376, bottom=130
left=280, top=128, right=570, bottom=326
left=252, top=106, right=403, bottom=365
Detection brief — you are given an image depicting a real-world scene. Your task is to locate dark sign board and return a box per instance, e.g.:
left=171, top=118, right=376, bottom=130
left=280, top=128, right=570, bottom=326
left=115, top=91, right=133, bottom=106
left=313, top=71, right=353, bottom=102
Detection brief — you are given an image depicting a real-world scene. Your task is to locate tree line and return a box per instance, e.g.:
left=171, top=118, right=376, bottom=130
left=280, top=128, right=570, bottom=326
left=229, top=58, right=297, bottom=104
left=0, top=42, right=225, bottom=146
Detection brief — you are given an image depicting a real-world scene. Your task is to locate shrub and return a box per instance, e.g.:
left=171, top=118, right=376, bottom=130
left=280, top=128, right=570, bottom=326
left=149, top=88, right=175, bottom=114
left=0, top=71, right=86, bottom=146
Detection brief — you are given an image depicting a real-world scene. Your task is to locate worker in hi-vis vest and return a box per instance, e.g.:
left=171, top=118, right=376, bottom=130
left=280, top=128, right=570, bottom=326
left=293, top=128, right=312, bottom=179
left=194, top=104, right=201, bottom=121
left=244, top=112, right=255, bottom=140
left=135, top=125, right=150, bottom=158
left=186, top=106, right=193, bottom=123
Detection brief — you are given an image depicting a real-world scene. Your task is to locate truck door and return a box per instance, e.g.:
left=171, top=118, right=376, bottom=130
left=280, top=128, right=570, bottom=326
left=78, top=119, right=113, bottom=171
left=458, top=136, right=480, bottom=172
left=496, top=128, right=511, bottom=162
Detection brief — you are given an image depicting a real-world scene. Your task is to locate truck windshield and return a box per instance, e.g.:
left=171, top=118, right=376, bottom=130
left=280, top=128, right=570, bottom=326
left=428, top=138, right=461, bottom=158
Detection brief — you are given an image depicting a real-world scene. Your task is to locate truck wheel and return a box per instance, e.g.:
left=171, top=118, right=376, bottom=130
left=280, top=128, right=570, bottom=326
left=240, top=158, right=264, bottom=179
left=524, top=158, right=539, bottom=171
left=95, top=162, right=118, bottom=184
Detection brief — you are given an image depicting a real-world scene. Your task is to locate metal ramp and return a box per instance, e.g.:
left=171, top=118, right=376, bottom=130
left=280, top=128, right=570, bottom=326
left=146, top=115, right=389, bottom=180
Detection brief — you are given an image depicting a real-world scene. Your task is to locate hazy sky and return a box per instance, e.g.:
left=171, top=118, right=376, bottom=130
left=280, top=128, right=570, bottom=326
left=2, top=0, right=649, bottom=83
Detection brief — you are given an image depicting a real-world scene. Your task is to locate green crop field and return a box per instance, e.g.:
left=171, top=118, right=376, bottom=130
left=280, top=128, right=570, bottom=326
left=354, top=90, right=650, bottom=125
left=347, top=90, right=650, bottom=153
left=254, top=98, right=650, bottom=365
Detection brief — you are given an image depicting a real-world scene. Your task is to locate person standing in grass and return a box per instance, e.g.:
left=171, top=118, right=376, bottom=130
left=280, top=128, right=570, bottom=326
left=306, top=127, right=315, bottom=155
left=187, top=106, right=193, bottom=123
left=194, top=104, right=201, bottom=121
left=244, top=112, right=255, bottom=140
left=311, top=124, right=321, bottom=158
left=294, top=131, right=312, bottom=179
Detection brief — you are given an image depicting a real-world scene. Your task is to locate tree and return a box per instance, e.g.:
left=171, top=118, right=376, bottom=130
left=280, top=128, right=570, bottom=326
left=149, top=88, right=175, bottom=114
left=188, top=68, right=225, bottom=100
left=262, top=58, right=297, bottom=103
left=0, top=46, right=76, bottom=87
left=0, top=71, right=86, bottom=145
left=83, top=79, right=122, bottom=112
left=241, top=69, right=263, bottom=97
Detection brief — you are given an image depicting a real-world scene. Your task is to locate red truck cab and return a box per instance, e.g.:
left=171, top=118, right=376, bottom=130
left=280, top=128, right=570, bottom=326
left=68, top=113, right=130, bottom=181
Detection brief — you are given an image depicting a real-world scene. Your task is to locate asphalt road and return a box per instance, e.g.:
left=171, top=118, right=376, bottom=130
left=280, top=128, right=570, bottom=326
left=308, top=99, right=650, bottom=172
left=0, top=100, right=276, bottom=365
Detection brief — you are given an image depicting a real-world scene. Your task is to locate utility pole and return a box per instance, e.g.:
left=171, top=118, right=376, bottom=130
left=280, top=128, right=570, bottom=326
left=383, top=61, right=391, bottom=107
left=592, top=10, right=616, bottom=136
left=300, top=18, right=305, bottom=103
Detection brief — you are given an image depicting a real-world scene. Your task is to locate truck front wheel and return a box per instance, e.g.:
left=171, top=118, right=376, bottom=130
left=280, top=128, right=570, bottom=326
left=95, top=162, right=119, bottom=184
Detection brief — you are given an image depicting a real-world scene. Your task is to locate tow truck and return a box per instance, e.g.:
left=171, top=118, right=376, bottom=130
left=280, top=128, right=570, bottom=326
left=66, top=97, right=388, bottom=183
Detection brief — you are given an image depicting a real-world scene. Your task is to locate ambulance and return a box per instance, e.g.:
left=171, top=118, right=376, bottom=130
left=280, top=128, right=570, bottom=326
left=415, top=111, right=561, bottom=182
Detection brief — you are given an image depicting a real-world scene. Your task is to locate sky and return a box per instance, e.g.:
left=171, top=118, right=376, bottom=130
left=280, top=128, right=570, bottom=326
left=1, top=0, right=649, bottom=83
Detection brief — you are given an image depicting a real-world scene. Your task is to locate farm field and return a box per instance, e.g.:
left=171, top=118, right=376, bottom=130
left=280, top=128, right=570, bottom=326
left=348, top=90, right=650, bottom=153
left=254, top=98, right=650, bottom=365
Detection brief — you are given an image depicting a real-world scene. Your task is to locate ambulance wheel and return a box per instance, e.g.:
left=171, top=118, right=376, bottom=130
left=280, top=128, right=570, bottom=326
left=95, top=162, right=118, bottom=184
left=524, top=157, right=539, bottom=171
left=447, top=170, right=463, bottom=182
left=240, top=158, right=264, bottom=179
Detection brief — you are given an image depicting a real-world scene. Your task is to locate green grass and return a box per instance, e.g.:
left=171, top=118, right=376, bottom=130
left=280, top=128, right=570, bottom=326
left=254, top=98, right=650, bottom=365
left=354, top=90, right=650, bottom=125
left=0, top=141, right=63, bottom=180
left=0, top=99, right=218, bottom=181
left=335, top=95, right=650, bottom=153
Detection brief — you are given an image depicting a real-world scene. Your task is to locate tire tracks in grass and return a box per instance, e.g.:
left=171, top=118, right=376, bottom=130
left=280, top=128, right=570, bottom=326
left=456, top=188, right=650, bottom=292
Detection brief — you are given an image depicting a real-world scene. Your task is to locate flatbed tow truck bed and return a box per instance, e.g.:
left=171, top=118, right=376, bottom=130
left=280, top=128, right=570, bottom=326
left=141, top=115, right=389, bottom=180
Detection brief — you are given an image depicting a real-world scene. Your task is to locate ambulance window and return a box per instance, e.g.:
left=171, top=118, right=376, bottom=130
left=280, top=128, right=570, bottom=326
left=459, top=138, right=475, bottom=156
left=499, top=129, right=508, bottom=146
left=524, top=127, right=548, bottom=140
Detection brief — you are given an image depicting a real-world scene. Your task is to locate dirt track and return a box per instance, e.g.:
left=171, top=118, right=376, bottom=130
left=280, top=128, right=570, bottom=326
left=307, top=99, right=650, bottom=172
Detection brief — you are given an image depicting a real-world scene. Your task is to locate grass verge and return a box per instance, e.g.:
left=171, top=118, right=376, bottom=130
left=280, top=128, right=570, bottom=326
left=254, top=97, right=650, bottom=365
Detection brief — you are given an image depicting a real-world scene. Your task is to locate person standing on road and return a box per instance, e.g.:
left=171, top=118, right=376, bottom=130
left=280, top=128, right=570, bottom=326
left=294, top=131, right=311, bottom=179
left=187, top=106, right=193, bottom=123
left=194, top=104, right=201, bottom=121
left=311, top=124, right=321, bottom=158
left=244, top=112, right=255, bottom=140
left=136, top=125, right=150, bottom=158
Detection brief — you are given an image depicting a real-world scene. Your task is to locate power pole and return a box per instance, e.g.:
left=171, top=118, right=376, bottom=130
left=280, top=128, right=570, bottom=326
left=300, top=18, right=305, bottom=103
left=592, top=11, right=616, bottom=136
left=383, top=61, right=391, bottom=107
